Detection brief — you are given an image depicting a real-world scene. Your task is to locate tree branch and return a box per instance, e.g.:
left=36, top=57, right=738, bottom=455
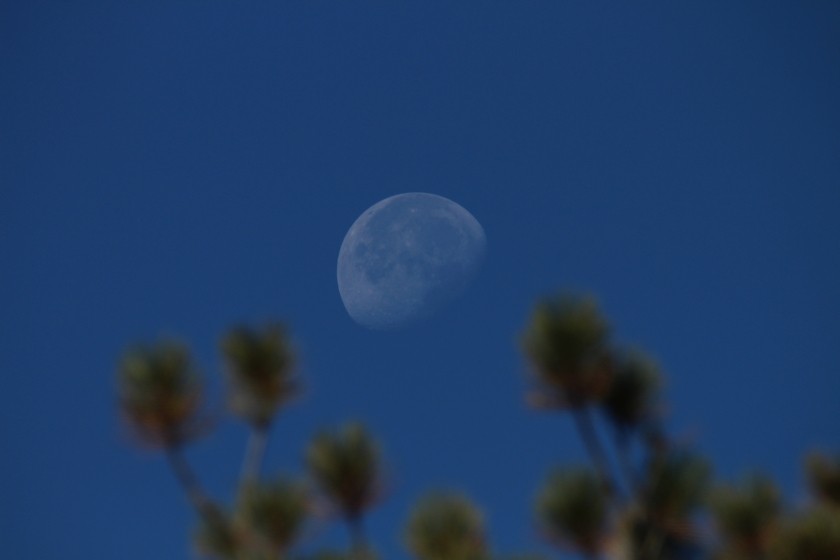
left=615, top=429, right=642, bottom=500
left=348, top=514, right=368, bottom=558
left=240, top=422, right=270, bottom=488
left=572, top=406, right=625, bottom=504
left=165, top=444, right=215, bottom=518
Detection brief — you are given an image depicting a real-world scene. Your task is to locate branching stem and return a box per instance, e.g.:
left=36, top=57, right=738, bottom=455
left=240, top=422, right=271, bottom=488
left=165, top=444, right=215, bottom=518
left=572, top=406, right=625, bottom=505
left=616, top=429, right=642, bottom=500
left=348, top=514, right=368, bottom=558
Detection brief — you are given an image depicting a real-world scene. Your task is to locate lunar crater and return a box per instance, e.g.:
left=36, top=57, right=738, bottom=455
left=337, top=192, right=486, bottom=330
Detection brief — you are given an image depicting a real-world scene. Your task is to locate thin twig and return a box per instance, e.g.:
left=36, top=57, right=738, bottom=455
left=615, top=429, right=642, bottom=500
left=165, top=444, right=215, bottom=518
left=572, top=406, right=625, bottom=505
left=348, top=514, right=368, bottom=558
left=240, top=422, right=270, bottom=488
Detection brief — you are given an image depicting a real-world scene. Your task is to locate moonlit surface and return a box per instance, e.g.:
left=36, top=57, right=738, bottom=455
left=337, top=193, right=486, bottom=330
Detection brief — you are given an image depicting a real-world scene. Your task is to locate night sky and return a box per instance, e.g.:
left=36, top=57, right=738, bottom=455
left=2, top=3, right=839, bottom=559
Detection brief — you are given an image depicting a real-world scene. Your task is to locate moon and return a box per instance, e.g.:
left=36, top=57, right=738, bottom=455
left=337, top=193, right=486, bottom=330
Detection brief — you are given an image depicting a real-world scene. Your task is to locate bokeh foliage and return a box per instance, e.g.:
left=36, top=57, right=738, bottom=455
left=223, top=324, right=297, bottom=427
left=117, top=292, right=839, bottom=560
left=405, top=493, right=486, bottom=560
left=118, top=340, right=204, bottom=446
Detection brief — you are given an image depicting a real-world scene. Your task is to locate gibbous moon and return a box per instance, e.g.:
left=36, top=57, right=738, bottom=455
left=337, top=193, right=486, bottom=330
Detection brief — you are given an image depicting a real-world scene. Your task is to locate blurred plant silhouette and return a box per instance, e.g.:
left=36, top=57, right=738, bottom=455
left=806, top=453, right=840, bottom=509
left=710, top=474, right=781, bottom=558
left=117, top=293, right=840, bottom=560
left=405, top=493, right=487, bottom=560
left=536, top=468, right=609, bottom=557
left=223, top=324, right=297, bottom=428
left=118, top=340, right=204, bottom=447
left=306, top=423, right=383, bottom=554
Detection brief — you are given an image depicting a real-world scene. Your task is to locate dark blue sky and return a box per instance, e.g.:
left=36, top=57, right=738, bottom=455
left=2, top=2, right=839, bottom=559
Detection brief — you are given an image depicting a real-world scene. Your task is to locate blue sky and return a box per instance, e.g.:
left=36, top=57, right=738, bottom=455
left=2, top=2, right=839, bottom=559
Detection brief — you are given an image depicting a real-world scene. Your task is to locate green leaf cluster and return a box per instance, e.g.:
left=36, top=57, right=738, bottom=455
left=306, top=423, right=382, bottom=521
left=223, top=325, right=297, bottom=427
left=116, top=291, right=840, bottom=560
left=405, top=493, right=486, bottom=560
left=117, top=340, right=202, bottom=446
left=536, top=468, right=608, bottom=555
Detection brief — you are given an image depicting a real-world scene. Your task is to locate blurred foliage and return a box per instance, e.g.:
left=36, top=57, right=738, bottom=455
left=222, top=324, right=297, bottom=427
left=194, top=504, right=241, bottom=560
left=522, top=294, right=612, bottom=408
left=237, top=477, right=309, bottom=554
left=295, top=552, right=349, bottom=560
left=535, top=467, right=609, bottom=556
left=642, top=450, right=711, bottom=525
left=602, top=349, right=662, bottom=434
left=118, top=293, right=839, bottom=560
left=806, top=452, right=840, bottom=508
left=493, top=555, right=551, bottom=560
left=710, top=474, right=781, bottom=556
left=295, top=551, right=378, bottom=560
left=306, top=423, right=382, bottom=521
left=118, top=340, right=203, bottom=446
left=606, top=450, right=711, bottom=560
left=609, top=508, right=707, bottom=560
left=405, top=493, right=486, bottom=560
left=768, top=506, right=840, bottom=560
